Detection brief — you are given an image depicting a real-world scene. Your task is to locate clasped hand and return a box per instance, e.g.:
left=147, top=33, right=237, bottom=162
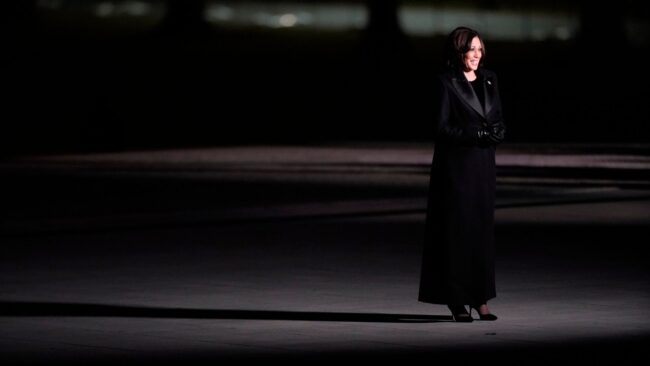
left=477, top=122, right=505, bottom=145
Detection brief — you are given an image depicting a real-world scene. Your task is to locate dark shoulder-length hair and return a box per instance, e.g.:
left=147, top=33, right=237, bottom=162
left=444, top=26, right=486, bottom=72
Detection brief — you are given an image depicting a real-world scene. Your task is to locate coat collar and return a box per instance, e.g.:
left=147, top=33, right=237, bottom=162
left=447, top=68, right=496, bottom=118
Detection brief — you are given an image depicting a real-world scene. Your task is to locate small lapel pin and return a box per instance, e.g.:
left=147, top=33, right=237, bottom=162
left=487, top=80, right=492, bottom=85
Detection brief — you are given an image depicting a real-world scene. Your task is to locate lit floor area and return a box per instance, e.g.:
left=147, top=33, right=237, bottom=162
left=1, top=142, right=649, bottom=365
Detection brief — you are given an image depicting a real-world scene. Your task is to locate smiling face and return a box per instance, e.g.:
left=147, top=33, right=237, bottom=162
left=463, top=36, right=483, bottom=72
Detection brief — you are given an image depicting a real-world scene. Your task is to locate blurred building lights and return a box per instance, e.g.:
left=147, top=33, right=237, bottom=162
left=278, top=14, right=298, bottom=28
left=206, top=2, right=367, bottom=31
left=207, top=1, right=579, bottom=41
left=206, top=5, right=234, bottom=22
left=31, top=0, right=649, bottom=45
left=92, top=1, right=154, bottom=18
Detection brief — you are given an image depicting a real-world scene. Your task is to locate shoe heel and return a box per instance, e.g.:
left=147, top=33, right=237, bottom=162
left=448, top=305, right=473, bottom=322
left=471, top=305, right=498, bottom=321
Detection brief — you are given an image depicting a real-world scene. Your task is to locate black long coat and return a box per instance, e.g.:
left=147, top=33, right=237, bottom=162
left=418, top=68, right=505, bottom=306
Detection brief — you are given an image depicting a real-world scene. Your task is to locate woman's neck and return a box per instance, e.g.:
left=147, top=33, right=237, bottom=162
left=464, top=70, right=477, bottom=81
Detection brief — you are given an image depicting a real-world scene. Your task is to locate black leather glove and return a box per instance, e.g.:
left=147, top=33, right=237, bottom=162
left=488, top=123, right=505, bottom=144
left=477, top=123, right=505, bottom=146
left=477, top=127, right=492, bottom=146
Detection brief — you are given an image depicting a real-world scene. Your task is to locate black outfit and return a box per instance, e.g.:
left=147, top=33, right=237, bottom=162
left=418, top=68, right=506, bottom=306
left=470, top=75, right=485, bottom=108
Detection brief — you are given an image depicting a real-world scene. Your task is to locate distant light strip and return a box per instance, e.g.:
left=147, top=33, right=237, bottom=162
left=400, top=7, right=578, bottom=41
left=43, top=1, right=650, bottom=45
left=206, top=3, right=367, bottom=30
left=207, top=2, right=580, bottom=41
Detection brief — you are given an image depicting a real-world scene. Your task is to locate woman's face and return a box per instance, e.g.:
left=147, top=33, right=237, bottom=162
left=463, top=36, right=482, bottom=72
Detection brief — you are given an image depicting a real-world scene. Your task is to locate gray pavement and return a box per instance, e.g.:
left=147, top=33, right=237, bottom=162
left=1, top=143, right=649, bottom=365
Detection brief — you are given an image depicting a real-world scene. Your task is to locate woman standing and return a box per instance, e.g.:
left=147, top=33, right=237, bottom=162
left=418, top=27, right=506, bottom=322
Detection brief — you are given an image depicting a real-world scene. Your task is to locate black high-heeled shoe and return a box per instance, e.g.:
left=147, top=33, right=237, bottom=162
left=448, top=305, right=473, bottom=322
left=470, top=306, right=498, bottom=321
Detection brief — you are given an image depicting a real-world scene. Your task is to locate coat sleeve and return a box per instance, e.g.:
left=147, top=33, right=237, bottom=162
left=433, top=77, right=480, bottom=146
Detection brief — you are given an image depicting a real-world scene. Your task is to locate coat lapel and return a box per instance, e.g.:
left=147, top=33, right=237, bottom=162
left=450, top=75, right=485, bottom=118
left=482, top=72, right=495, bottom=116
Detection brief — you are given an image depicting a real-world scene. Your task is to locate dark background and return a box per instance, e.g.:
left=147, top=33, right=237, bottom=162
left=2, top=0, right=649, bottom=156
